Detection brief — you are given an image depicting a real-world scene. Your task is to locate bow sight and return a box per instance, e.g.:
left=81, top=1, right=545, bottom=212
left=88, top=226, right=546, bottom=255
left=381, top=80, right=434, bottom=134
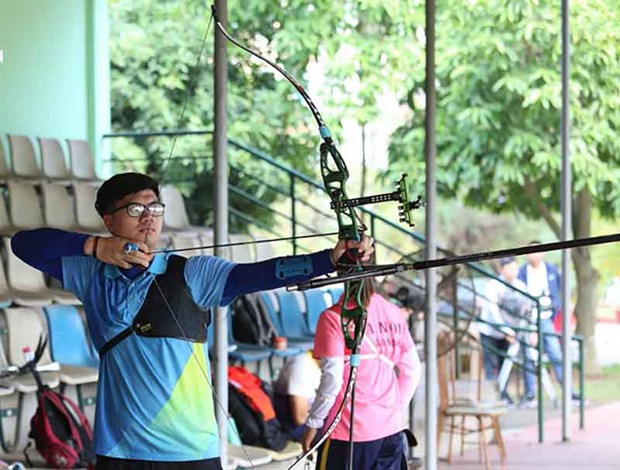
left=329, top=174, right=424, bottom=227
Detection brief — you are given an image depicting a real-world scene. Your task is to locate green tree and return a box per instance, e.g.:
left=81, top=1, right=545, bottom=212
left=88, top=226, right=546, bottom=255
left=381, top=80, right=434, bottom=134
left=388, top=0, right=620, bottom=374
left=108, top=0, right=340, bottom=231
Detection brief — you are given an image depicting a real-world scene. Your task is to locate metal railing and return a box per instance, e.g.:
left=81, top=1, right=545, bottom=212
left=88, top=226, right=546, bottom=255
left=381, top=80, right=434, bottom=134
left=103, top=129, right=585, bottom=441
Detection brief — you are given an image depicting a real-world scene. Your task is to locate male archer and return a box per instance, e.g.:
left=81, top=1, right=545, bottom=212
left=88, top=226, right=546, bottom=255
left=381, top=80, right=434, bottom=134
left=11, top=172, right=374, bottom=470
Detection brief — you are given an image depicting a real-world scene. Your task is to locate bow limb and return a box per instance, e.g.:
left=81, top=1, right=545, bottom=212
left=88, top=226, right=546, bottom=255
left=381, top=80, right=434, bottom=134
left=212, top=4, right=369, bottom=351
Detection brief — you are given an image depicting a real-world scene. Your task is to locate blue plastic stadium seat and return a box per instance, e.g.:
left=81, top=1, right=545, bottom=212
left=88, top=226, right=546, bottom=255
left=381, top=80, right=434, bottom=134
left=275, top=291, right=314, bottom=351
left=303, top=289, right=331, bottom=334
left=260, top=291, right=284, bottom=333
left=44, top=305, right=99, bottom=368
left=207, top=313, right=271, bottom=362
left=328, top=285, right=344, bottom=305
left=234, top=293, right=301, bottom=361
left=225, top=311, right=272, bottom=366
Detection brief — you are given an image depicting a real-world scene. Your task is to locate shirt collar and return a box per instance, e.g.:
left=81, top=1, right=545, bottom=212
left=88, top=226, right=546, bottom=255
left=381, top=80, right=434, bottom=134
left=103, top=253, right=170, bottom=279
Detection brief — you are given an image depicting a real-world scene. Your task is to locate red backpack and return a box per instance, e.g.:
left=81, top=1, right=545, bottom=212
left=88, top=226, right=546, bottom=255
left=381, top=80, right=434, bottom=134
left=21, top=337, right=95, bottom=469
left=26, top=386, right=96, bottom=469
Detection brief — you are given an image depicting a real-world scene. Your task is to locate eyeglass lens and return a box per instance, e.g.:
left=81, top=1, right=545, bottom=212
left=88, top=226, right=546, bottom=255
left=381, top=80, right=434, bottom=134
left=127, top=203, right=165, bottom=217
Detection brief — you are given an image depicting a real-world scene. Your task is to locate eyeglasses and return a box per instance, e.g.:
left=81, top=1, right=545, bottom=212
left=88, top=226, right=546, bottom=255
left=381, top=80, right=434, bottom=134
left=110, top=202, right=166, bottom=218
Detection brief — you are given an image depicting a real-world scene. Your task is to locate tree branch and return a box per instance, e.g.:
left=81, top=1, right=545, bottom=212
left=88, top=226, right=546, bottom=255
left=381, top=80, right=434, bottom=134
left=523, top=177, right=561, bottom=237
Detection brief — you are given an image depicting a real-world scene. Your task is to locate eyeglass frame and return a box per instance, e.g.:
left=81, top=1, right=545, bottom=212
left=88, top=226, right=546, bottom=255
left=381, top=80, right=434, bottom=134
left=108, top=201, right=166, bottom=218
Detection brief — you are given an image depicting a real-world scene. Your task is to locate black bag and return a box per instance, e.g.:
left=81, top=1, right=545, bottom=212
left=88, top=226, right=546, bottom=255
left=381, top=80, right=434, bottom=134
left=499, top=289, right=532, bottom=324
left=228, top=366, right=287, bottom=451
left=231, top=293, right=277, bottom=346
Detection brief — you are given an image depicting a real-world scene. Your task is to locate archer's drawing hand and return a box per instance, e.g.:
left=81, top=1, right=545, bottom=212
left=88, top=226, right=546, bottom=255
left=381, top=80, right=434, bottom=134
left=331, top=234, right=375, bottom=266
left=88, top=236, right=152, bottom=269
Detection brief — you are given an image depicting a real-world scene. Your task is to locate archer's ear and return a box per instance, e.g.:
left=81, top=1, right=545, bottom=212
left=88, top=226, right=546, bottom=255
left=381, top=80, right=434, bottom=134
left=102, top=214, right=114, bottom=231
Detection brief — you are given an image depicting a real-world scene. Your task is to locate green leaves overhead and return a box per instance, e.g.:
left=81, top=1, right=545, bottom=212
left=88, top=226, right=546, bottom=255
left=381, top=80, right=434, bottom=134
left=387, top=0, right=620, bottom=222
left=109, top=0, right=620, bottom=226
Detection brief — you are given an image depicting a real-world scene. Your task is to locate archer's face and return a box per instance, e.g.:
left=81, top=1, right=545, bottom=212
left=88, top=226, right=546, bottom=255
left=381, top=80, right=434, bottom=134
left=102, top=189, right=164, bottom=249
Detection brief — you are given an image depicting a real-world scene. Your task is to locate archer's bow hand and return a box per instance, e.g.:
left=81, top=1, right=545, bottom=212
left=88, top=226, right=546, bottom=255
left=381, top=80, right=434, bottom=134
left=330, top=234, right=375, bottom=267
left=87, top=236, right=152, bottom=269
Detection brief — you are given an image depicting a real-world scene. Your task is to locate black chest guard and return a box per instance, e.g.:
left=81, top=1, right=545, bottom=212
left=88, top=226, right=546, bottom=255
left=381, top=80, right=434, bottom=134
left=99, top=255, right=211, bottom=356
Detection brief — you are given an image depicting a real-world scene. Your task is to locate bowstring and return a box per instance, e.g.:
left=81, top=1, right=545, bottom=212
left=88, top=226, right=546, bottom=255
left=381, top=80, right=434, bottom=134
left=140, top=9, right=256, bottom=467
left=150, top=231, right=339, bottom=255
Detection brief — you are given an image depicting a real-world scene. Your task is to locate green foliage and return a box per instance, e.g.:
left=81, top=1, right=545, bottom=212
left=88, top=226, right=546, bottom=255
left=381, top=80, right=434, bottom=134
left=108, top=0, right=328, bottom=229
left=108, top=0, right=619, bottom=247
left=387, top=0, right=620, bottom=221
left=109, top=0, right=322, bottom=165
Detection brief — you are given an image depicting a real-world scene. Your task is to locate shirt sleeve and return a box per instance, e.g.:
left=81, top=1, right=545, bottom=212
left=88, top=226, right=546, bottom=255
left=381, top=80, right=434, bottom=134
left=61, top=256, right=101, bottom=300
left=221, top=249, right=334, bottom=305
left=483, top=280, right=514, bottom=335
left=305, top=356, right=344, bottom=429
left=312, top=309, right=345, bottom=358
left=11, top=228, right=90, bottom=283
left=396, top=344, right=421, bottom=405
left=184, top=255, right=237, bottom=309
left=286, top=355, right=319, bottom=398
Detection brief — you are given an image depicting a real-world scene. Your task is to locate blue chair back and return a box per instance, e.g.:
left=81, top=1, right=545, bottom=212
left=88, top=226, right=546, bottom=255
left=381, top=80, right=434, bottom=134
left=260, top=291, right=284, bottom=334
left=276, top=291, right=310, bottom=338
left=304, top=289, right=330, bottom=334
left=329, top=285, right=344, bottom=304
left=44, top=305, right=99, bottom=368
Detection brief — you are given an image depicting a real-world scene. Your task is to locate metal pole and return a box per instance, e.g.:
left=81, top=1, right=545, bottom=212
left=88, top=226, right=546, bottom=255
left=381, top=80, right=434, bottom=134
left=213, top=0, right=229, bottom=463
left=560, top=0, right=572, bottom=442
left=290, top=175, right=297, bottom=255
left=424, top=1, right=438, bottom=468
left=579, top=338, right=585, bottom=429
left=537, top=306, right=544, bottom=443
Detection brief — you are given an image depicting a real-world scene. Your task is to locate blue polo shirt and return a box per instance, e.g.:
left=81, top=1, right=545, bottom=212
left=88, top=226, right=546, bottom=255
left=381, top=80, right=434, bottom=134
left=62, top=253, right=235, bottom=461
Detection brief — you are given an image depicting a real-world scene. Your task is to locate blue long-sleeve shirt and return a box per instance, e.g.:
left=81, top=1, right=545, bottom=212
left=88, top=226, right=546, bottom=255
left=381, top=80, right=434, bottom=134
left=11, top=228, right=335, bottom=460
left=11, top=228, right=334, bottom=305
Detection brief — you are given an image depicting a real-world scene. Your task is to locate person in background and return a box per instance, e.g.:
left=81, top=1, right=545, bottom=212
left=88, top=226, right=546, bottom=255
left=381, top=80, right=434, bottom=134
left=480, top=257, right=536, bottom=405
left=301, top=280, right=421, bottom=470
left=273, top=352, right=321, bottom=442
left=518, top=244, right=565, bottom=405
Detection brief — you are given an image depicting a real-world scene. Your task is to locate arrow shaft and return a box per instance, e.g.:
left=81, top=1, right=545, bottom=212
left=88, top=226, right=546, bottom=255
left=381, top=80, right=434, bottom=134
left=292, top=232, right=620, bottom=290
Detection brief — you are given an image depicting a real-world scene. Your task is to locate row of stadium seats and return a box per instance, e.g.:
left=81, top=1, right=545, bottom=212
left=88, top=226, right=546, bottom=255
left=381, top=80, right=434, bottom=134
left=0, top=305, right=98, bottom=453
left=224, top=287, right=343, bottom=377
left=0, top=154, right=279, bottom=263
left=0, top=135, right=99, bottom=182
left=0, top=174, right=206, bottom=235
